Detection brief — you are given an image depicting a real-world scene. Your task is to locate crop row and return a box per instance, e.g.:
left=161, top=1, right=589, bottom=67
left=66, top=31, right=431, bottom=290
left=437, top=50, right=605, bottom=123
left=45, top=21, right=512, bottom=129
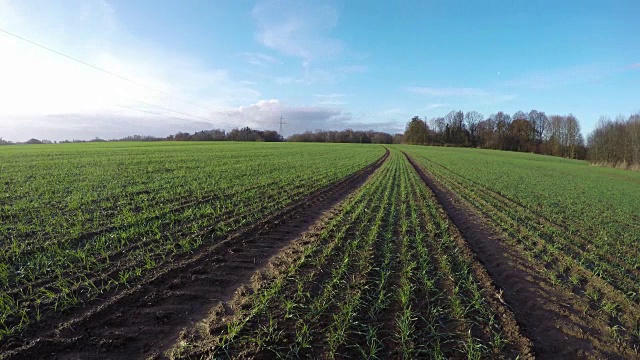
left=170, top=150, right=527, bottom=359
left=0, top=142, right=385, bottom=341
left=403, top=146, right=640, bottom=354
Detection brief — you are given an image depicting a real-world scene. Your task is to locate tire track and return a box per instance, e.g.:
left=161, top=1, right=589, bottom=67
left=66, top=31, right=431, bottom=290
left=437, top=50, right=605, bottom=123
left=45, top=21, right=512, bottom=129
left=403, top=151, right=632, bottom=359
left=1, top=149, right=389, bottom=360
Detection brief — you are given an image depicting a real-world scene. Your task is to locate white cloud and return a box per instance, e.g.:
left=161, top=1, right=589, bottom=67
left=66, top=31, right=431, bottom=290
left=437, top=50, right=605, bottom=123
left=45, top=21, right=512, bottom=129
left=2, top=112, right=214, bottom=142
left=313, top=93, right=349, bottom=105
left=250, top=1, right=367, bottom=86
left=252, top=0, right=343, bottom=61
left=404, top=87, right=491, bottom=97
left=261, top=66, right=348, bottom=85
left=425, top=103, right=449, bottom=110
left=3, top=100, right=413, bottom=142
left=0, top=0, right=262, bottom=141
left=240, top=52, right=281, bottom=66
left=0, top=0, right=384, bottom=142
left=220, top=99, right=352, bottom=136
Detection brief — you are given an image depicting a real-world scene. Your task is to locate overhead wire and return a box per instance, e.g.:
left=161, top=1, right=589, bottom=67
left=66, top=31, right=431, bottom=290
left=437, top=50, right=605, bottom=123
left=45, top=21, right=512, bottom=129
left=133, top=101, right=237, bottom=128
left=115, top=105, right=206, bottom=125
left=0, top=28, right=165, bottom=96
left=0, top=27, right=259, bottom=129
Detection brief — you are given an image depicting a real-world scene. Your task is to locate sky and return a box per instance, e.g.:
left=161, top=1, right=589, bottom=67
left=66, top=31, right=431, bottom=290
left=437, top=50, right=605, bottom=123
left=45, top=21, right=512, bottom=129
left=0, top=0, right=638, bottom=142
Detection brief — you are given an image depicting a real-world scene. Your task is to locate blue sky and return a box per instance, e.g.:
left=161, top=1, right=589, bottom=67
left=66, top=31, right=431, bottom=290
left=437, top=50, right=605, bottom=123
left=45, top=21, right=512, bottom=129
left=0, top=0, right=638, bottom=141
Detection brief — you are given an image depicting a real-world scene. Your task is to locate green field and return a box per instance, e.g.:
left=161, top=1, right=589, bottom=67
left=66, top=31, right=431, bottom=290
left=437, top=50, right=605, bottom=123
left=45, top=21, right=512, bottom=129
left=0, top=142, right=383, bottom=341
left=171, top=150, right=527, bottom=359
left=400, top=145, right=640, bottom=302
left=398, top=145, right=640, bottom=357
left=1, top=142, right=639, bottom=359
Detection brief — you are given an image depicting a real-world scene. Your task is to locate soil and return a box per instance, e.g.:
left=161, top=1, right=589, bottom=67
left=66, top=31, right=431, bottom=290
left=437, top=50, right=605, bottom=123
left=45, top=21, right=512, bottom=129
left=0, top=150, right=388, bottom=360
left=403, top=151, right=634, bottom=360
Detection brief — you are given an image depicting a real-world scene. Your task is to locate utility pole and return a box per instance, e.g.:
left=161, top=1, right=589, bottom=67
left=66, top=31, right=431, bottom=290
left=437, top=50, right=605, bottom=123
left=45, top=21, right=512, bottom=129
left=279, top=114, right=286, bottom=141
left=424, top=115, right=428, bottom=145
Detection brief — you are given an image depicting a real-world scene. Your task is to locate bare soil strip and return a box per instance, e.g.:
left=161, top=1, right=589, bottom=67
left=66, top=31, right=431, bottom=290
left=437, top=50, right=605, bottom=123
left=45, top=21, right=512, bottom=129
left=404, top=154, right=532, bottom=358
left=403, top=151, right=634, bottom=359
left=176, top=156, right=394, bottom=359
left=1, top=150, right=389, bottom=360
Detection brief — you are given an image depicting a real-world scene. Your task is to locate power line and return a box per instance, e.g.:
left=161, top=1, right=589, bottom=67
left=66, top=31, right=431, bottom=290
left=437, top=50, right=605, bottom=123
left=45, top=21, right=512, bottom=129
left=129, top=101, right=240, bottom=128
left=135, top=100, right=213, bottom=124
left=0, top=27, right=234, bottom=120
left=116, top=105, right=206, bottom=125
left=0, top=28, right=163, bottom=95
left=0, top=27, right=278, bottom=131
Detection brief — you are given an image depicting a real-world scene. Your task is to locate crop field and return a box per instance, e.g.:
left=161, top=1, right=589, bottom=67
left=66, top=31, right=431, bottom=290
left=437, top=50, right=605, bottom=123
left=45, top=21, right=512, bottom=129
left=0, top=142, right=384, bottom=356
left=399, top=146, right=640, bottom=358
left=0, top=142, right=639, bottom=359
left=169, top=150, right=528, bottom=359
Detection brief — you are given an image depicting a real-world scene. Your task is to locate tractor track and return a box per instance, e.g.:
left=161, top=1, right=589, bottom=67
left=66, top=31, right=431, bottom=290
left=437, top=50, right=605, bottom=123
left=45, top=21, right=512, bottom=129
left=0, top=149, right=389, bottom=360
left=403, top=151, right=633, bottom=359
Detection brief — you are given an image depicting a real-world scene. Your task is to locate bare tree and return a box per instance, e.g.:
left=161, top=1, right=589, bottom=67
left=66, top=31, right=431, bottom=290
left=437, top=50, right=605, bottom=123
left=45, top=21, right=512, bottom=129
left=529, top=110, right=548, bottom=143
left=565, top=114, right=583, bottom=159
left=464, top=111, right=483, bottom=144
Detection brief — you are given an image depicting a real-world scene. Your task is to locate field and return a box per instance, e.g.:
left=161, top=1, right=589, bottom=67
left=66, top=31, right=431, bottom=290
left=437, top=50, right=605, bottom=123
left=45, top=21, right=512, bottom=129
left=399, top=146, right=640, bottom=358
left=0, top=142, right=638, bottom=359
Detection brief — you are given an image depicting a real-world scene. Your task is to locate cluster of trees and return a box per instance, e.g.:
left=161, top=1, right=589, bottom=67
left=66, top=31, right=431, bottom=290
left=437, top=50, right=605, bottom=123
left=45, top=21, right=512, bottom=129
left=0, top=138, right=54, bottom=145
left=227, top=127, right=281, bottom=142
left=404, top=110, right=586, bottom=159
left=134, top=127, right=282, bottom=142
left=287, top=129, right=401, bottom=144
left=1, top=127, right=283, bottom=145
left=587, top=113, right=640, bottom=168
left=167, top=128, right=281, bottom=142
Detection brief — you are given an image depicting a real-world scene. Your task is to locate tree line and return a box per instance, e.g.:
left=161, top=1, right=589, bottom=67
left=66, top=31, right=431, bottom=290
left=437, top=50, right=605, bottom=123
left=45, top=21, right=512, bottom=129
left=587, top=113, right=640, bottom=170
left=110, top=127, right=282, bottom=142
left=0, top=127, right=283, bottom=145
left=404, top=110, right=587, bottom=159
left=287, top=129, right=401, bottom=144
left=168, top=127, right=282, bottom=142
left=4, top=112, right=638, bottom=170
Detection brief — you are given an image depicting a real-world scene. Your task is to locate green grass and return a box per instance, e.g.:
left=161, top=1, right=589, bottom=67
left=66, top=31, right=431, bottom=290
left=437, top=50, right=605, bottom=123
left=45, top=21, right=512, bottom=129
left=396, top=146, right=640, bottom=249
left=399, top=145, right=640, bottom=353
left=172, top=149, right=523, bottom=359
left=5, top=142, right=638, bottom=357
left=0, top=141, right=384, bottom=340
left=398, top=146, right=640, bottom=290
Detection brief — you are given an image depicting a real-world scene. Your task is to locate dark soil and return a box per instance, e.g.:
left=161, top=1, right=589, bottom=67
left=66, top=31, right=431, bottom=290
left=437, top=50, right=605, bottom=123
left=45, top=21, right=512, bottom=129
left=407, top=153, right=532, bottom=358
left=404, top=152, right=633, bottom=360
left=0, top=150, right=388, bottom=360
left=181, top=160, right=390, bottom=359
